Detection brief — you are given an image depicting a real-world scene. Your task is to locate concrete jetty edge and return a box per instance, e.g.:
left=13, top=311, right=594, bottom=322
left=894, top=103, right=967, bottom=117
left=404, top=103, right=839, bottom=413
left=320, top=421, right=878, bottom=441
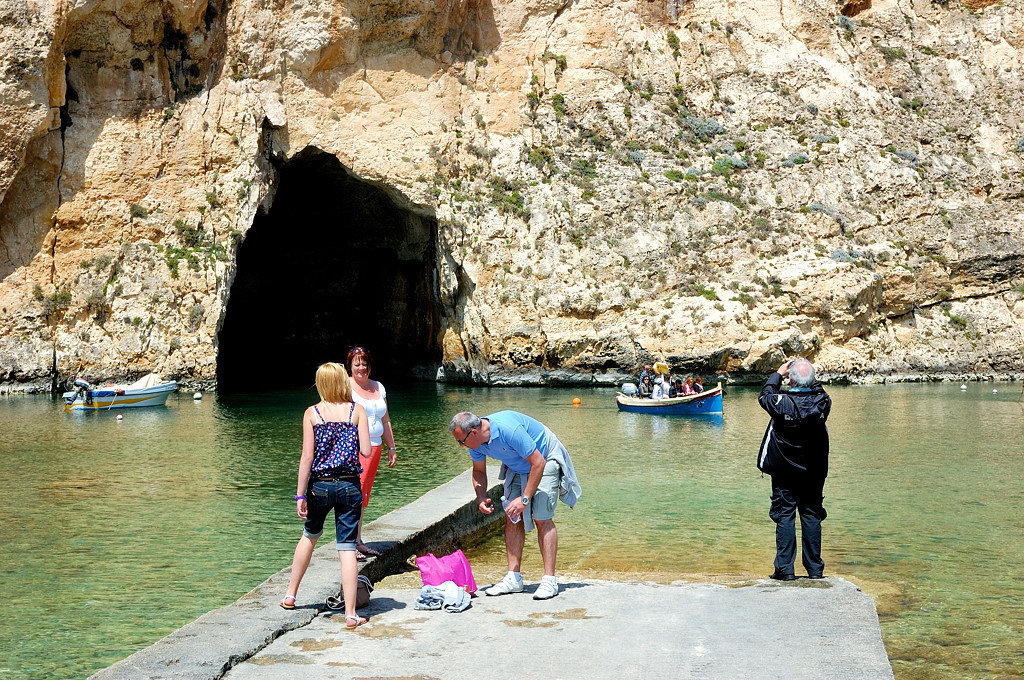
left=90, top=466, right=505, bottom=680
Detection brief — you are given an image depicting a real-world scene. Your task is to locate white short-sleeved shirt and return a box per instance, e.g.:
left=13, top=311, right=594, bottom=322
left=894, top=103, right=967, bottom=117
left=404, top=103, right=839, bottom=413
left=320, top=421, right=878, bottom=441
left=352, top=381, right=387, bottom=445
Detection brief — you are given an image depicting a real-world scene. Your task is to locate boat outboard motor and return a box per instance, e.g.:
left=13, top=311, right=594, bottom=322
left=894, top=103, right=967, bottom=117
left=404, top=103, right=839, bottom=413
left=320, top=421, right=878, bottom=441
left=73, top=377, right=93, bottom=405
left=621, top=382, right=638, bottom=396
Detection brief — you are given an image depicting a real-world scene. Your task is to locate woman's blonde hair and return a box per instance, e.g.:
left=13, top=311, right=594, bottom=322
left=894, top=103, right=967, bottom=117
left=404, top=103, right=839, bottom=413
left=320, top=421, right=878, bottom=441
left=315, top=362, right=351, bottom=403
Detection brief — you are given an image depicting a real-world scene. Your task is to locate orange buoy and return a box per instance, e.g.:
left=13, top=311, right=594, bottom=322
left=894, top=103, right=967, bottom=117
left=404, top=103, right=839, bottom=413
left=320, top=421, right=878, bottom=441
left=572, top=397, right=582, bottom=406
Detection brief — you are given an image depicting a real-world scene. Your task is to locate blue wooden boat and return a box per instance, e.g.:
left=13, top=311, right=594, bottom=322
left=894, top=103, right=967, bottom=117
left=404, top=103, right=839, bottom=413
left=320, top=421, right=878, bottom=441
left=63, top=375, right=178, bottom=411
left=616, top=382, right=724, bottom=415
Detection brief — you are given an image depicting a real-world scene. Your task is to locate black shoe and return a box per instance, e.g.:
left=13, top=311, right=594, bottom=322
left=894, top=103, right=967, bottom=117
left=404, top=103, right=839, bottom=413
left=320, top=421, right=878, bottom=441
left=769, top=570, right=796, bottom=581
left=807, top=573, right=825, bottom=579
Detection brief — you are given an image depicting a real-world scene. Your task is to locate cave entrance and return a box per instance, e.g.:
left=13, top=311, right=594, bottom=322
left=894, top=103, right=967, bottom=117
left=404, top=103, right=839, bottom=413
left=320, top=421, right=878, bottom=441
left=217, top=147, right=443, bottom=391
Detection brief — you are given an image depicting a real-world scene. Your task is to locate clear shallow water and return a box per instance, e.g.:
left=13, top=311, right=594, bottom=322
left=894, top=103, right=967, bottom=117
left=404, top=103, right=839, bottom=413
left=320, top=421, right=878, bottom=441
left=1, top=383, right=1022, bottom=679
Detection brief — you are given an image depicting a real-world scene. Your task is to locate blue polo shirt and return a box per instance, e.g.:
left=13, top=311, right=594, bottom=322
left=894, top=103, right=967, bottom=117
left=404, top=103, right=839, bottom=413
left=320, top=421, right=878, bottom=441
left=468, top=410, right=549, bottom=475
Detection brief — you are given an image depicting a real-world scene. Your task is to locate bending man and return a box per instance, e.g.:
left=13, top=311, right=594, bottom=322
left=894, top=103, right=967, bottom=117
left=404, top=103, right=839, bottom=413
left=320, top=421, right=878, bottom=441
left=449, top=411, right=582, bottom=600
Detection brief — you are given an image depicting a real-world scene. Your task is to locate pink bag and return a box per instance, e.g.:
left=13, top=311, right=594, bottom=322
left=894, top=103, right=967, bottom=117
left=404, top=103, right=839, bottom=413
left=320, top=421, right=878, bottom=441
left=415, top=549, right=478, bottom=593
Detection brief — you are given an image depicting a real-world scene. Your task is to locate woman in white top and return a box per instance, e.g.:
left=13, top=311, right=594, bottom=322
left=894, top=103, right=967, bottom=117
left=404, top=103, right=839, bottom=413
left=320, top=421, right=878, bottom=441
left=346, top=346, right=397, bottom=557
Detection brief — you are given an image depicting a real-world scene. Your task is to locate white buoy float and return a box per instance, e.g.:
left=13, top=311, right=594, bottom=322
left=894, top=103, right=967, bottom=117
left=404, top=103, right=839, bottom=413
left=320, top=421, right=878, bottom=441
left=193, top=392, right=203, bottom=400
left=116, top=414, right=123, bottom=421
left=960, top=385, right=968, bottom=390
left=993, top=389, right=998, bottom=394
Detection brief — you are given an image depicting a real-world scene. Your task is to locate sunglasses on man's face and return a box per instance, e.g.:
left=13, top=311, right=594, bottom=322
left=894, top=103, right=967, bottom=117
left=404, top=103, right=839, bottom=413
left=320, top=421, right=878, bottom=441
left=457, top=429, right=474, bottom=446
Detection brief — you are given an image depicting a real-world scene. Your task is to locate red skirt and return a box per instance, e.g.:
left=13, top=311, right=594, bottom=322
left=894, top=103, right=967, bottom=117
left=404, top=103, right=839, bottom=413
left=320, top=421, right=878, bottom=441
left=359, top=444, right=382, bottom=508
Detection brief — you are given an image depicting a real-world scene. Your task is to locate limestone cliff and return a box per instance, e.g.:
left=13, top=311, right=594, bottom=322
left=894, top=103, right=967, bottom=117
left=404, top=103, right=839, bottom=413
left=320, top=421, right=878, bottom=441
left=1, top=0, right=1022, bottom=391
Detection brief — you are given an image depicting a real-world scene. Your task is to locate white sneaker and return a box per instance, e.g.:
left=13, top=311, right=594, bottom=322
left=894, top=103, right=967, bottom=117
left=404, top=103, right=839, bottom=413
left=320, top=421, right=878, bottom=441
left=533, top=576, right=559, bottom=600
left=485, top=573, right=524, bottom=596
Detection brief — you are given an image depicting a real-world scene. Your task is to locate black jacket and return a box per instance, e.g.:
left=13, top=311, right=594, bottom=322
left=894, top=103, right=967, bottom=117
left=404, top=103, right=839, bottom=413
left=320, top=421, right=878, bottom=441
left=757, top=372, right=831, bottom=478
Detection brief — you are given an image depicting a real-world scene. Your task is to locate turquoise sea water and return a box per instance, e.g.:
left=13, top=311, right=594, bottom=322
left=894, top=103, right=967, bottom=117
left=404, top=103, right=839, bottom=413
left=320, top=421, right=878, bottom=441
left=0, top=383, right=1022, bottom=679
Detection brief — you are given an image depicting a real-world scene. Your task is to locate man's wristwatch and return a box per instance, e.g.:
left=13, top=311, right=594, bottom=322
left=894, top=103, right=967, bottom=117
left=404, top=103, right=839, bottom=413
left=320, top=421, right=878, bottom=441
left=521, top=495, right=530, bottom=506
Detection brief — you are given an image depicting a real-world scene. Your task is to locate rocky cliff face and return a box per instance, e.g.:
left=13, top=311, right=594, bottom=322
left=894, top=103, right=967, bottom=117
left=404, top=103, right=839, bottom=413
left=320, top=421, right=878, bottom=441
left=1, top=0, right=1022, bottom=391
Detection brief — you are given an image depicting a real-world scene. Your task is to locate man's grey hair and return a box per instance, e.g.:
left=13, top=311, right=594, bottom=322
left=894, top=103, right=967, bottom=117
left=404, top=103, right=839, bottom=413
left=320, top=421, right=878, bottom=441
left=789, top=358, right=816, bottom=387
left=449, top=411, right=482, bottom=434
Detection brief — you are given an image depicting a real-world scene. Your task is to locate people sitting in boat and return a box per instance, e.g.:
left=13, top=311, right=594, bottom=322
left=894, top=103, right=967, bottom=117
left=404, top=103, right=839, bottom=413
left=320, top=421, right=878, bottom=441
left=637, top=374, right=654, bottom=399
left=669, top=379, right=684, bottom=398
left=639, top=364, right=653, bottom=385
left=682, top=377, right=697, bottom=395
left=651, top=376, right=669, bottom=400
left=693, top=376, right=705, bottom=393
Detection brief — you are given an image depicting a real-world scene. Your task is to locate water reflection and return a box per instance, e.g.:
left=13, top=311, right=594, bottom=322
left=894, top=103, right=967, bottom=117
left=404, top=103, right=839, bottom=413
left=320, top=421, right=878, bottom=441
left=614, top=411, right=724, bottom=441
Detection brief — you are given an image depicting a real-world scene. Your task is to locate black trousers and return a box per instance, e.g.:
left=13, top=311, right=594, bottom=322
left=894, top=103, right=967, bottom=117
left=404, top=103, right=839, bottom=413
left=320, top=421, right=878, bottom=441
left=769, top=476, right=827, bottom=576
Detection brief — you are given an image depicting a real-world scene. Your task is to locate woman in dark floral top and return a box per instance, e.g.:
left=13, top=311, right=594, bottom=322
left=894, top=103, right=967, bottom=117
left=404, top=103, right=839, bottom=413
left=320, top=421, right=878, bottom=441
left=280, top=362, right=371, bottom=628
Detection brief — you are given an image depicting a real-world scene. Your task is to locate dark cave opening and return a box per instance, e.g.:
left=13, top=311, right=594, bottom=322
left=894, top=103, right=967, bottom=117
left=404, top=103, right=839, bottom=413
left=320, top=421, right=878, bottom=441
left=217, top=147, right=443, bottom=391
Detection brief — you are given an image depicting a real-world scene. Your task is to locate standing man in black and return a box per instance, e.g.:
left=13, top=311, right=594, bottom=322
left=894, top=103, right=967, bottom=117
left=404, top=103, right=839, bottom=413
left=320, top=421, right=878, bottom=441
left=757, top=358, right=831, bottom=580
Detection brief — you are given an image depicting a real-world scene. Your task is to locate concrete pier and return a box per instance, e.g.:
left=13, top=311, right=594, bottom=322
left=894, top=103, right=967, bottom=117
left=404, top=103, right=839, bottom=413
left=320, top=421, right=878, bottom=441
left=91, top=467, right=893, bottom=679
left=225, top=577, right=892, bottom=680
